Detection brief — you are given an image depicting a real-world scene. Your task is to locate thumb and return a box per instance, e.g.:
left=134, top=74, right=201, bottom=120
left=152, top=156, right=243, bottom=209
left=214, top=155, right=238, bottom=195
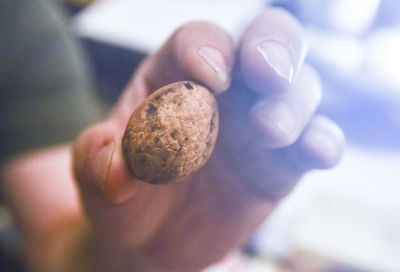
left=72, top=119, right=139, bottom=204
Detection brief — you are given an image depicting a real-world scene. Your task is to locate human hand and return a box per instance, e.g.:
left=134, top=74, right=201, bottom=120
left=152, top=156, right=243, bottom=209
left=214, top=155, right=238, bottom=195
left=73, top=8, right=345, bottom=272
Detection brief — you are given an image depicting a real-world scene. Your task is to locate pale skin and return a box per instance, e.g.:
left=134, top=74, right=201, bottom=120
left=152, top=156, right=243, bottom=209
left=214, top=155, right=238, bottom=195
left=1, top=9, right=345, bottom=272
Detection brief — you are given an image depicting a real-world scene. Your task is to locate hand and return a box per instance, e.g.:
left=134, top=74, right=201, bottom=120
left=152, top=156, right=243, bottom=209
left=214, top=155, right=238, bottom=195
left=73, top=8, right=345, bottom=272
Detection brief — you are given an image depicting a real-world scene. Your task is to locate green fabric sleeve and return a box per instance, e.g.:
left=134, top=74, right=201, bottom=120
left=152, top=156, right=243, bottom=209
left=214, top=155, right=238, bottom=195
left=0, top=0, right=105, bottom=161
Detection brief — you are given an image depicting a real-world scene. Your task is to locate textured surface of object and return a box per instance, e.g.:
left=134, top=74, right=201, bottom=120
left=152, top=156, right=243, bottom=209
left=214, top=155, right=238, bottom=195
left=122, top=81, right=218, bottom=184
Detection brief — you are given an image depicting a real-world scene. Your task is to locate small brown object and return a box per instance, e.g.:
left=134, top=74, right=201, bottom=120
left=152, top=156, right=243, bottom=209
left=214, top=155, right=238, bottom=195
left=122, top=81, right=219, bottom=185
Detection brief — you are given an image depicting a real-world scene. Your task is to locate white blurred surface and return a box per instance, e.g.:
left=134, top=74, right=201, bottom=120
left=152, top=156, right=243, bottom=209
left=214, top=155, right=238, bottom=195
left=73, top=0, right=266, bottom=53
left=254, top=146, right=400, bottom=271
left=298, top=0, right=380, bottom=34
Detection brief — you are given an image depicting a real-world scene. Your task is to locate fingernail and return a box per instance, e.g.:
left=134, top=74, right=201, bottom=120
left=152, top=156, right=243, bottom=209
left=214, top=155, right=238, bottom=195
left=199, top=46, right=229, bottom=84
left=267, top=102, right=296, bottom=136
left=257, top=41, right=295, bottom=84
left=93, top=142, right=115, bottom=193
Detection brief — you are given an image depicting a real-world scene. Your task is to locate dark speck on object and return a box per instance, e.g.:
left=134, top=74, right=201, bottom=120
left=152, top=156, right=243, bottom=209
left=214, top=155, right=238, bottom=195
left=170, top=130, right=177, bottom=139
left=139, top=157, right=147, bottom=165
left=184, top=82, right=193, bottom=90
left=149, top=177, right=159, bottom=184
left=147, top=104, right=157, bottom=117
left=209, top=112, right=216, bottom=134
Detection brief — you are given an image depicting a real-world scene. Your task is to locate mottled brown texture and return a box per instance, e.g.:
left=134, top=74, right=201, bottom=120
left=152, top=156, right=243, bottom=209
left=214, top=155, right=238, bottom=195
left=122, top=81, right=219, bottom=184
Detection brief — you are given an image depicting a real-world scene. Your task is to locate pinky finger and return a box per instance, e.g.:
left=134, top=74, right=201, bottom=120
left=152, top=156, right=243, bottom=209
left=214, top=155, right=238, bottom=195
left=291, top=115, right=346, bottom=170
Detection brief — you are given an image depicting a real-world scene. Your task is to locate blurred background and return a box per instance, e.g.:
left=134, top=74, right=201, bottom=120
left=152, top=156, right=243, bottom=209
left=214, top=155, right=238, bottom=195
left=2, top=0, right=399, bottom=271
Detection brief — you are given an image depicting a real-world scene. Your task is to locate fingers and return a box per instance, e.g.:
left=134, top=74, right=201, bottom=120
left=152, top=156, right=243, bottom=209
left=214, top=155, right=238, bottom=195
left=111, top=21, right=235, bottom=125
left=236, top=9, right=343, bottom=171
left=241, top=54, right=343, bottom=170
left=142, top=21, right=234, bottom=94
left=239, top=8, right=308, bottom=94
left=217, top=8, right=342, bottom=199
left=249, top=64, right=322, bottom=148
left=227, top=114, right=345, bottom=200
